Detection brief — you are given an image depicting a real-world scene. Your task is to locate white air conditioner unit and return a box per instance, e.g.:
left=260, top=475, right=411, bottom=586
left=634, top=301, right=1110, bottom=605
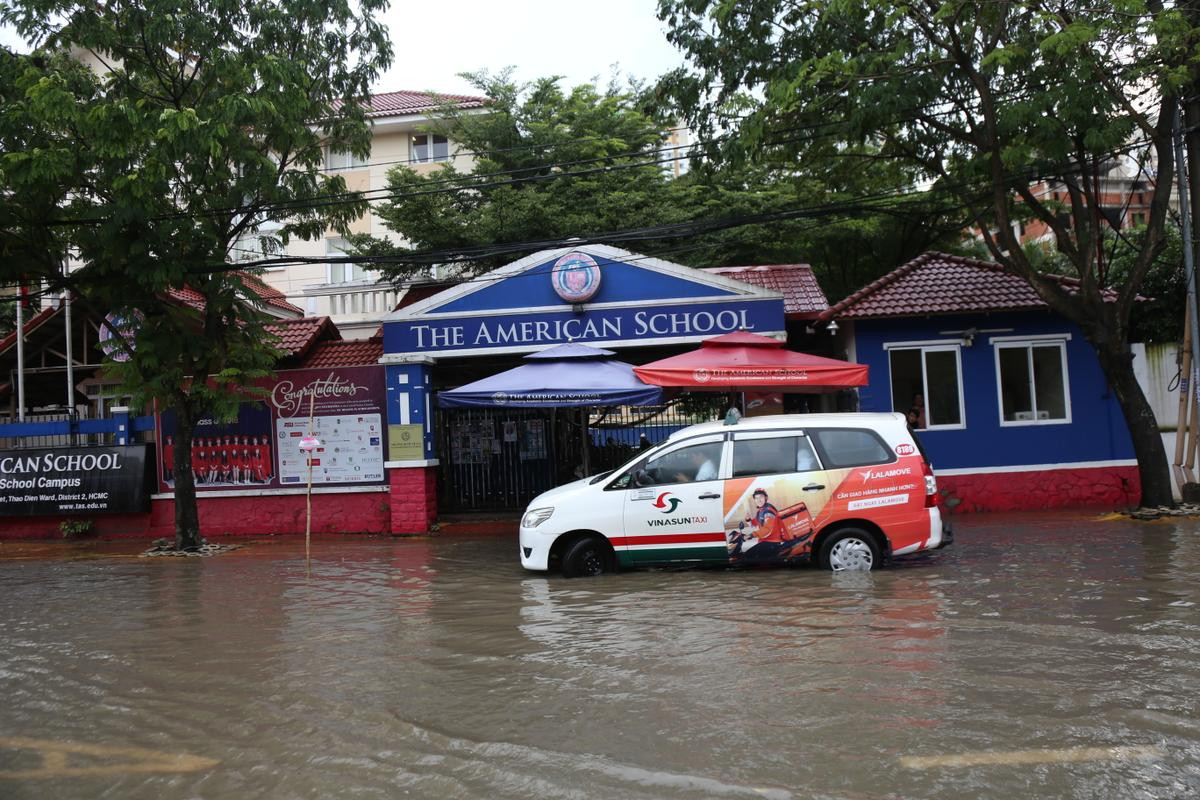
left=1037, top=410, right=1051, bottom=420
left=1012, top=411, right=1035, bottom=421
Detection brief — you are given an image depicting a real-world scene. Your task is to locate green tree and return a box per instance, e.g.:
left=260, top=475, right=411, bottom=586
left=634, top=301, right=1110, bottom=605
left=659, top=0, right=1195, bottom=506
left=0, top=48, right=94, bottom=331
left=1109, top=224, right=1185, bottom=345
left=0, top=0, right=392, bottom=548
left=355, top=71, right=960, bottom=297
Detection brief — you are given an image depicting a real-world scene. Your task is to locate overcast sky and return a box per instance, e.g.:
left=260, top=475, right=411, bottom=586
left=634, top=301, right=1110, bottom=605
left=1, top=0, right=689, bottom=94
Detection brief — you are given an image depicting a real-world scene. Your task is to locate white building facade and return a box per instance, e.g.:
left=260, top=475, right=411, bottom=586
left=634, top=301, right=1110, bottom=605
left=256, top=90, right=485, bottom=338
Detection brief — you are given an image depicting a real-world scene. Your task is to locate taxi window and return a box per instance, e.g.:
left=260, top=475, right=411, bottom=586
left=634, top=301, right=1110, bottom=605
left=732, top=436, right=820, bottom=478
left=637, top=441, right=723, bottom=486
left=811, top=428, right=893, bottom=469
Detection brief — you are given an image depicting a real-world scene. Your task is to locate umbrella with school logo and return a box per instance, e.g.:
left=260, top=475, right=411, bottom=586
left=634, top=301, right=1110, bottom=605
left=633, top=330, right=868, bottom=391
left=437, top=342, right=663, bottom=408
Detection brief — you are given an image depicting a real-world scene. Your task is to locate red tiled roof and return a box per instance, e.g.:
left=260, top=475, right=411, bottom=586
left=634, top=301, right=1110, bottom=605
left=264, top=316, right=339, bottom=359
left=298, top=337, right=383, bottom=368
left=236, top=272, right=304, bottom=315
left=0, top=303, right=60, bottom=356
left=365, top=90, right=487, bottom=119
left=706, top=264, right=828, bottom=319
left=166, top=272, right=303, bottom=316
left=165, top=285, right=205, bottom=311
left=819, top=252, right=1119, bottom=321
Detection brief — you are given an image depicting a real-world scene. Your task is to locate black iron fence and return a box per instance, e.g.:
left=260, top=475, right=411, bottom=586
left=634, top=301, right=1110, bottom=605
left=586, top=403, right=715, bottom=474
left=437, top=408, right=568, bottom=512
left=437, top=402, right=718, bottom=512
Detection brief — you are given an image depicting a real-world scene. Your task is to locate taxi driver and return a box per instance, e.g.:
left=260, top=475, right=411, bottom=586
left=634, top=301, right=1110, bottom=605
left=674, top=446, right=718, bottom=483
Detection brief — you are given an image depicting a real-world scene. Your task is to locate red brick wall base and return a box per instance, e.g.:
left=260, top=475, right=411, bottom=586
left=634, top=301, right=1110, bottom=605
left=0, top=491, right=393, bottom=540
left=389, top=466, right=437, bottom=534
left=938, top=465, right=1141, bottom=513
left=0, top=467, right=440, bottom=540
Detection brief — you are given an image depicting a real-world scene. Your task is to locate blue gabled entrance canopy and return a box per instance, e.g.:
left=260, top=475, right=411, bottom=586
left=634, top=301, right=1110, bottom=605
left=383, top=244, right=787, bottom=358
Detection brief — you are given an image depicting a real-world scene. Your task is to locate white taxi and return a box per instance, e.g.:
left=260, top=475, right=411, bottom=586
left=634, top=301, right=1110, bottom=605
left=519, top=413, right=951, bottom=577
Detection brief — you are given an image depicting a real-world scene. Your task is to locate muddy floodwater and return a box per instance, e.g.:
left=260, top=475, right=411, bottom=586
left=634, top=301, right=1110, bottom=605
left=2, top=512, right=1199, bottom=798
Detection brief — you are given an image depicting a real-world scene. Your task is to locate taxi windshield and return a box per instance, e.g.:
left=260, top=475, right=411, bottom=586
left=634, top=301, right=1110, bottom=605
left=605, top=439, right=672, bottom=490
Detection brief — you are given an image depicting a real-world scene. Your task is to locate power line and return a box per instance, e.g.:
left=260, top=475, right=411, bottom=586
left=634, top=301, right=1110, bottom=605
left=226, top=76, right=1169, bottom=218
left=323, top=123, right=693, bottom=173
left=38, top=72, right=1166, bottom=229
left=38, top=132, right=1159, bottom=319
left=210, top=134, right=1158, bottom=280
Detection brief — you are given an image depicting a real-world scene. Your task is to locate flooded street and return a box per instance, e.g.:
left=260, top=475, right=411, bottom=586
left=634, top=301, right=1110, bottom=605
left=2, top=512, right=1199, bottom=799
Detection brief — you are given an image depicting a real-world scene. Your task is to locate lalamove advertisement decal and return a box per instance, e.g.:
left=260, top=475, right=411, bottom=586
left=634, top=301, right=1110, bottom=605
left=720, top=454, right=929, bottom=564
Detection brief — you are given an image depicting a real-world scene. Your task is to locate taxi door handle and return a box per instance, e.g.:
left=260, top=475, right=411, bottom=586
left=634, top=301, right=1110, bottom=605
left=802, top=484, right=825, bottom=491
left=698, top=492, right=721, bottom=499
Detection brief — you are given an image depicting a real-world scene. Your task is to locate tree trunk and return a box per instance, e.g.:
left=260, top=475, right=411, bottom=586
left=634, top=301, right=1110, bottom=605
left=172, top=403, right=202, bottom=550
left=1090, top=333, right=1174, bottom=507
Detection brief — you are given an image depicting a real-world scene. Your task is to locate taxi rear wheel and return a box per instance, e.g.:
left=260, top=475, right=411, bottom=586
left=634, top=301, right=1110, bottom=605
left=818, top=528, right=881, bottom=572
left=560, top=535, right=614, bottom=578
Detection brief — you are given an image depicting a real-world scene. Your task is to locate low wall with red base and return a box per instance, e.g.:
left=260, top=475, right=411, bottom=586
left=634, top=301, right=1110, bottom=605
left=0, top=467, right=440, bottom=540
left=938, top=465, right=1141, bottom=513
left=390, top=467, right=437, bottom=534
left=0, top=490, right=393, bottom=540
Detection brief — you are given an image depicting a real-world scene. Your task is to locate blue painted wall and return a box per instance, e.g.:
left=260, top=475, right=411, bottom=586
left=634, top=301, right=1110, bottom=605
left=853, top=311, right=1134, bottom=470
left=385, top=363, right=435, bottom=461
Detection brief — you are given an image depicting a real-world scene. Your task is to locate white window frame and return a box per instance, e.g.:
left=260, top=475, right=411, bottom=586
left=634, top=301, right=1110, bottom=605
left=325, top=147, right=370, bottom=171
left=325, top=237, right=373, bottom=284
left=885, top=342, right=967, bottom=431
left=410, top=133, right=450, bottom=164
left=993, top=337, right=1072, bottom=427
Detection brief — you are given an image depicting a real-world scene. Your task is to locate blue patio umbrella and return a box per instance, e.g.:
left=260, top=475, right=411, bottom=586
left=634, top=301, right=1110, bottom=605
left=437, top=342, right=663, bottom=408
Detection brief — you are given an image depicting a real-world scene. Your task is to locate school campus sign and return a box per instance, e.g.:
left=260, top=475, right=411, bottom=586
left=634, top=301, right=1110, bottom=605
left=383, top=244, right=787, bottom=358
left=0, top=445, right=153, bottom=516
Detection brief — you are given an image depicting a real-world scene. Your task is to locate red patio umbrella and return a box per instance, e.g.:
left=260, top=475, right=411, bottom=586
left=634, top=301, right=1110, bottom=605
left=633, top=331, right=868, bottom=392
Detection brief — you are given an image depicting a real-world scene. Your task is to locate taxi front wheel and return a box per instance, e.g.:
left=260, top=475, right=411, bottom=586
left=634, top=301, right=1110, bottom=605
left=561, top=535, right=615, bottom=578
left=818, top=528, right=881, bottom=571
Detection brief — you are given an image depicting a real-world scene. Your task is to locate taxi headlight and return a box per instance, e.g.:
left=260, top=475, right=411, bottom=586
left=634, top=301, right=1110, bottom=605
left=522, top=507, right=554, bottom=528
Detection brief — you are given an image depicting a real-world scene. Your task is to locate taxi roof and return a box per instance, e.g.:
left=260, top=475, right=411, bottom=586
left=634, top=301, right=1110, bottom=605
left=667, top=412, right=907, bottom=441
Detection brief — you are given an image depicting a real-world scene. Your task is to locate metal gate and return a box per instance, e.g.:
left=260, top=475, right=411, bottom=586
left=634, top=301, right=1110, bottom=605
left=437, top=402, right=718, bottom=512
left=436, top=408, right=584, bottom=512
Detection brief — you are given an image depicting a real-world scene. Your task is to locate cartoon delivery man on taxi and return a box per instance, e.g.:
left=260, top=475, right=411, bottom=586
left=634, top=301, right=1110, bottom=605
left=727, top=488, right=811, bottom=564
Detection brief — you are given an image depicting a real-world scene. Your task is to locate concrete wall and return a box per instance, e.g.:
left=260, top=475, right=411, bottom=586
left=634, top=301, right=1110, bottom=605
left=1133, top=342, right=1183, bottom=428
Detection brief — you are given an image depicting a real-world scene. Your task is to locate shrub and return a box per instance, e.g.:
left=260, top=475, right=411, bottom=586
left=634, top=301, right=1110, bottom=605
left=59, top=519, right=95, bottom=538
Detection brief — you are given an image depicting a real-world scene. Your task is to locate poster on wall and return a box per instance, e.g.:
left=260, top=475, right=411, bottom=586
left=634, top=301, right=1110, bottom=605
left=450, top=419, right=496, bottom=465
left=158, top=366, right=387, bottom=492
left=518, top=420, right=546, bottom=461
left=388, top=424, right=425, bottom=461
left=276, top=413, right=384, bottom=485
left=0, top=445, right=152, bottom=516
left=158, top=403, right=274, bottom=489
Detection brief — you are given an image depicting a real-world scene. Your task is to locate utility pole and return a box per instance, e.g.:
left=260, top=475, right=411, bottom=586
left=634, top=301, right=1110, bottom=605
left=1173, top=107, right=1200, bottom=393
left=1181, top=1, right=1200, bottom=346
